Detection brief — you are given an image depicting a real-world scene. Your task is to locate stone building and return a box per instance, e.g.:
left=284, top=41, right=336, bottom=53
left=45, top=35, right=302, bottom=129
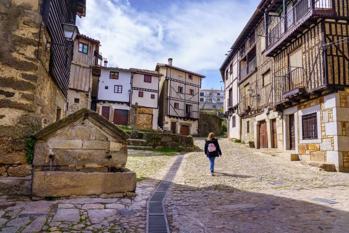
left=67, top=34, right=101, bottom=115
left=157, top=59, right=204, bottom=136
left=0, top=0, right=85, bottom=177
left=221, top=0, right=349, bottom=172
left=129, top=68, right=161, bottom=130
left=199, top=89, right=224, bottom=112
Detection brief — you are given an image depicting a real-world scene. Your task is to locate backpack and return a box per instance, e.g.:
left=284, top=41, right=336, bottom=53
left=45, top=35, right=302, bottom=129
left=207, top=142, right=217, bottom=153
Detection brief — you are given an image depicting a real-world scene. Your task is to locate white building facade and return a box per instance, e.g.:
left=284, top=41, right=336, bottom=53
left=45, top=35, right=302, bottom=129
left=130, top=68, right=161, bottom=130
left=96, top=67, right=131, bottom=125
left=199, top=89, right=224, bottom=111
left=221, top=54, right=241, bottom=140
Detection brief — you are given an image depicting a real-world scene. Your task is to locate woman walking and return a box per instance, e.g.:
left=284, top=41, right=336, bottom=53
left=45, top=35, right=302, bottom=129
left=204, top=132, right=222, bottom=176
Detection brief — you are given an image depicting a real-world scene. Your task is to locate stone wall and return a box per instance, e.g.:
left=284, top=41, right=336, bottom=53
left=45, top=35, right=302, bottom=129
left=0, top=0, right=67, bottom=176
left=241, top=117, right=255, bottom=146
left=295, top=89, right=349, bottom=172
left=198, top=112, right=223, bottom=137
left=67, top=89, right=90, bottom=115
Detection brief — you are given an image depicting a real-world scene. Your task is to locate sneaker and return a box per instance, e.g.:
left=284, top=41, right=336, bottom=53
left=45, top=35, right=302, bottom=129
left=211, top=172, right=214, bottom=176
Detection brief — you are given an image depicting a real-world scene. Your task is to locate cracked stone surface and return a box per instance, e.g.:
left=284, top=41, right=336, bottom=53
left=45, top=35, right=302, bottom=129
left=0, top=150, right=176, bottom=232
left=166, top=139, right=349, bottom=233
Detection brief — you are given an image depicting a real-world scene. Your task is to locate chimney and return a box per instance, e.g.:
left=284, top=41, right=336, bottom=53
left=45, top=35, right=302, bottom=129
left=168, top=58, right=173, bottom=66
left=104, top=59, right=108, bottom=67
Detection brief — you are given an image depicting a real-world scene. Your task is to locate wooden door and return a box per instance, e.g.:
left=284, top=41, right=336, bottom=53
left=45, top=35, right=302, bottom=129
left=171, top=122, right=177, bottom=134
left=113, top=109, right=129, bottom=125
left=289, top=114, right=295, bottom=150
left=271, top=119, right=277, bottom=148
left=180, top=125, right=190, bottom=136
left=101, top=106, right=110, bottom=120
left=258, top=121, right=268, bottom=148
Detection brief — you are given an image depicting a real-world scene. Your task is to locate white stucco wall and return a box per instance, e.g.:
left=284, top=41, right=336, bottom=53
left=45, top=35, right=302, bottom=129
left=131, top=73, right=159, bottom=109
left=98, top=68, right=131, bottom=103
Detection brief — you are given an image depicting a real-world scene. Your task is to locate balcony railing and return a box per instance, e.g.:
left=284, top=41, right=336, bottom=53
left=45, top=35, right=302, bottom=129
left=240, top=57, right=257, bottom=80
left=267, top=0, right=333, bottom=50
left=274, top=67, right=307, bottom=103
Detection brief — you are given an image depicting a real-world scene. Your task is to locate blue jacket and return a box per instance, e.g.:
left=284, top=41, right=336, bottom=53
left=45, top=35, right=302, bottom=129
left=204, top=138, right=222, bottom=157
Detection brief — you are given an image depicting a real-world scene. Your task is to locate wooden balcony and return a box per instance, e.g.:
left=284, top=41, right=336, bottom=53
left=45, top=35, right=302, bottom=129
left=274, top=67, right=328, bottom=109
left=265, top=0, right=336, bottom=57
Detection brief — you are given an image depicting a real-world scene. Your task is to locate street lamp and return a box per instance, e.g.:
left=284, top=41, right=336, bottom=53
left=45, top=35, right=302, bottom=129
left=62, top=23, right=79, bottom=41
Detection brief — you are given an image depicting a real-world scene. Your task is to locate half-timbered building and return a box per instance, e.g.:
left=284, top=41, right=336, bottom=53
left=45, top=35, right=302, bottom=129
left=129, top=68, right=161, bottom=130
left=67, top=34, right=101, bottom=115
left=222, top=0, right=349, bottom=171
left=157, top=59, right=204, bottom=136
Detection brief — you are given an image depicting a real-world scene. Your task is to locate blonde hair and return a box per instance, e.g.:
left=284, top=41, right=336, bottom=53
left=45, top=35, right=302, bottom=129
left=207, top=132, right=215, bottom=140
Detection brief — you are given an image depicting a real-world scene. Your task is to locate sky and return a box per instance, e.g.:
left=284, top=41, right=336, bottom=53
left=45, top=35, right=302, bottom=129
left=77, top=0, right=260, bottom=89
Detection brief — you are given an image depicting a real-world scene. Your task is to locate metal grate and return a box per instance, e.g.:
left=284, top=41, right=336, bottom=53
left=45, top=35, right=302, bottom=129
left=147, top=155, right=184, bottom=233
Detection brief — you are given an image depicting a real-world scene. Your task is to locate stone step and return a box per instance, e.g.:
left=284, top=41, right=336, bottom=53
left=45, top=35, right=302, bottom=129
left=127, top=139, right=147, bottom=146
left=308, top=162, right=337, bottom=172
left=127, top=145, right=153, bottom=151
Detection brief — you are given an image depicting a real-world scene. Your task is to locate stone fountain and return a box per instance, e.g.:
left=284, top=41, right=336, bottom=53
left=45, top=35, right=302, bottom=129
left=31, top=109, right=136, bottom=198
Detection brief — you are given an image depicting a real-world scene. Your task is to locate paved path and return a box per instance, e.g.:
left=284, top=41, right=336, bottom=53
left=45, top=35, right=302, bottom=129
left=147, top=155, right=184, bottom=233
left=165, top=139, right=349, bottom=233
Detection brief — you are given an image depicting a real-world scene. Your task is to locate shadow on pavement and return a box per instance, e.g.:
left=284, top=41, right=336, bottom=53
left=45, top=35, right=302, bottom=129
left=213, top=172, right=253, bottom=179
left=153, top=179, right=349, bottom=233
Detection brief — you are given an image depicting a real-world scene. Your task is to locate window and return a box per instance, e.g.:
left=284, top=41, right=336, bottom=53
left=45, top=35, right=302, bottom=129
left=74, top=98, right=80, bottom=103
left=178, top=86, right=183, bottom=93
left=232, top=116, right=236, bottom=128
left=200, top=92, right=204, bottom=96
left=151, top=94, right=155, bottom=99
left=189, top=89, right=194, bottom=96
left=247, top=121, right=250, bottom=133
left=78, top=42, right=89, bottom=54
left=289, top=48, right=303, bottom=70
left=174, top=102, right=179, bottom=109
left=185, top=104, right=192, bottom=115
left=260, top=32, right=266, bottom=52
left=105, top=86, right=109, bottom=90
left=262, top=71, right=271, bottom=87
left=200, top=98, right=204, bottom=102
left=217, top=93, right=221, bottom=96
left=110, top=71, right=119, bottom=79
left=217, top=98, right=221, bottom=102
left=144, top=75, right=152, bottom=83
left=114, top=85, right=122, bottom=93
left=188, top=74, right=193, bottom=80
left=56, top=107, right=61, bottom=121
left=138, top=91, right=144, bottom=97
left=302, top=113, right=318, bottom=140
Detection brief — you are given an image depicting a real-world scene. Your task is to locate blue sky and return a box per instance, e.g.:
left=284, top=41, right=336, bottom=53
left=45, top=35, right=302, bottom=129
left=77, top=0, right=259, bottom=89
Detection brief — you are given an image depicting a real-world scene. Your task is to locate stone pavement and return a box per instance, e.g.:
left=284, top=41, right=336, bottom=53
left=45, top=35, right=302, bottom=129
left=0, top=180, right=154, bottom=233
left=165, top=139, right=349, bottom=233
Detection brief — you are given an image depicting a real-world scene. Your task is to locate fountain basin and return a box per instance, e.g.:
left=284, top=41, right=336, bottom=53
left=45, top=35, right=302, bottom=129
left=31, top=109, right=137, bottom=199
left=32, top=170, right=136, bottom=198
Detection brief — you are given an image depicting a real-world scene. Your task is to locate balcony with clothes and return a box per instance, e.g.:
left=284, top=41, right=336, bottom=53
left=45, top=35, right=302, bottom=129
left=265, top=0, right=335, bottom=56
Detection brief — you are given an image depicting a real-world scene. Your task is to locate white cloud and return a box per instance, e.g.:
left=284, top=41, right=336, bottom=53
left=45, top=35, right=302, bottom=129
left=77, top=0, right=257, bottom=73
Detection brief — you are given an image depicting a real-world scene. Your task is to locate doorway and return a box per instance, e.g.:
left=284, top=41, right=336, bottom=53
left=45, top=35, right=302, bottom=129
left=101, top=106, right=110, bottom=120
left=258, top=121, right=268, bottom=148
left=113, top=109, right=129, bottom=125
left=288, top=114, right=296, bottom=150
left=171, top=122, right=177, bottom=134
left=180, top=125, right=190, bottom=136
left=271, top=119, right=277, bottom=148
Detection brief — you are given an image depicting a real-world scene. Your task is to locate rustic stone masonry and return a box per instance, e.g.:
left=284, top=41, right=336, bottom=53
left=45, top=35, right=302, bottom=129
left=297, top=88, right=349, bottom=172
left=0, top=0, right=67, bottom=176
left=32, top=109, right=136, bottom=198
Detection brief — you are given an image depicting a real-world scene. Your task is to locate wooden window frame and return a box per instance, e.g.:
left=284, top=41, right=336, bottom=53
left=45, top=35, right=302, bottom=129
left=78, top=42, right=89, bottom=54
left=150, top=94, right=155, bottom=99
left=144, top=75, right=152, bottom=83
left=114, top=85, right=123, bottom=93
left=189, top=89, right=194, bottom=96
left=178, top=86, right=183, bottom=94
left=188, top=74, right=193, bottom=80
left=110, top=71, right=119, bottom=80
left=138, top=91, right=144, bottom=98
left=302, top=113, right=318, bottom=140
left=174, top=102, right=179, bottom=109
